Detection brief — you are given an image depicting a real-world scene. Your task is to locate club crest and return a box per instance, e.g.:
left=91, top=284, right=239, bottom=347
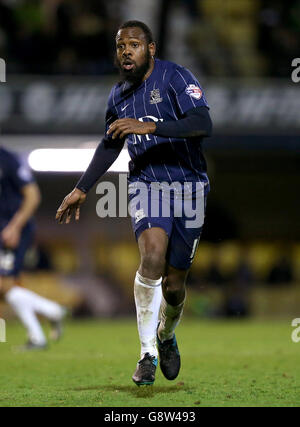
left=150, top=89, right=163, bottom=104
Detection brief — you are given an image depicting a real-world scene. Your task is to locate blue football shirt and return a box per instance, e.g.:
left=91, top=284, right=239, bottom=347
left=106, top=58, right=210, bottom=184
left=0, top=148, right=35, bottom=229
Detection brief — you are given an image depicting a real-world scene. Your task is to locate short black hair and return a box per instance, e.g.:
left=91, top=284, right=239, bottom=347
left=118, top=20, right=154, bottom=45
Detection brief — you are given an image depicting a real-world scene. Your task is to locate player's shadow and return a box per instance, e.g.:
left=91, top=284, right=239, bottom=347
left=100, top=384, right=194, bottom=399
left=70, top=383, right=194, bottom=399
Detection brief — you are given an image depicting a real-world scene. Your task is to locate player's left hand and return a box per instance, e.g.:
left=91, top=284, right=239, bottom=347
left=1, top=224, right=21, bottom=249
left=107, top=118, right=156, bottom=140
left=56, top=188, right=87, bottom=224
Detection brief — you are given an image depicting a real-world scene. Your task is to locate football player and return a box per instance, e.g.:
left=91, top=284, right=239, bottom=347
left=56, top=21, right=212, bottom=384
left=0, top=147, right=66, bottom=350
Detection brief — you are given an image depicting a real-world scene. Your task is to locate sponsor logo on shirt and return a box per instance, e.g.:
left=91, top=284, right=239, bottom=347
left=150, top=89, right=163, bottom=104
left=185, top=84, right=202, bottom=100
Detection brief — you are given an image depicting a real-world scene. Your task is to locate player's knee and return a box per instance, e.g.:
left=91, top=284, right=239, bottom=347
left=164, top=275, right=184, bottom=293
left=140, top=248, right=166, bottom=277
left=163, top=271, right=187, bottom=304
left=138, top=228, right=168, bottom=277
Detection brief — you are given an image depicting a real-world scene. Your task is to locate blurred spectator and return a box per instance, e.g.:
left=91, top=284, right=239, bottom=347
left=206, top=260, right=227, bottom=286
left=1, top=0, right=299, bottom=77
left=0, top=0, right=120, bottom=74
left=52, top=0, right=114, bottom=74
left=201, top=201, right=238, bottom=243
left=203, top=247, right=253, bottom=317
left=258, top=0, right=300, bottom=77
left=0, top=0, right=17, bottom=56
left=267, top=254, right=294, bottom=285
left=222, top=257, right=254, bottom=317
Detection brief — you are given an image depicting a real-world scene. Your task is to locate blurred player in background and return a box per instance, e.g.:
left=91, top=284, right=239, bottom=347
left=56, top=21, right=212, bottom=384
left=0, top=147, right=66, bottom=350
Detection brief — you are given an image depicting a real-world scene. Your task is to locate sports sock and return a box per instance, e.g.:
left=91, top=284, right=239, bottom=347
left=134, top=271, right=162, bottom=358
left=5, top=286, right=65, bottom=345
left=5, top=287, right=47, bottom=345
left=158, top=296, right=185, bottom=342
left=19, top=288, right=65, bottom=321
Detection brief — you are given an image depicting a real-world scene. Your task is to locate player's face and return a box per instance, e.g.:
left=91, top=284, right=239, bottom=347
left=115, top=27, right=155, bottom=84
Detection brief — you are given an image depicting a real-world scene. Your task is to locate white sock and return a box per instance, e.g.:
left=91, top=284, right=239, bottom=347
left=5, top=287, right=47, bottom=345
left=134, top=271, right=162, bottom=358
left=17, top=288, right=65, bottom=321
left=158, top=296, right=185, bottom=342
left=5, top=286, right=65, bottom=345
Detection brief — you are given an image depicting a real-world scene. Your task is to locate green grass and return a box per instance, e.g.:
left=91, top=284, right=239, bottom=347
left=0, top=318, right=299, bottom=407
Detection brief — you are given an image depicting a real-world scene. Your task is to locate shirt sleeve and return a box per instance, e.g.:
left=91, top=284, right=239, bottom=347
left=154, top=106, right=212, bottom=138
left=169, top=66, right=209, bottom=116
left=8, top=153, right=35, bottom=190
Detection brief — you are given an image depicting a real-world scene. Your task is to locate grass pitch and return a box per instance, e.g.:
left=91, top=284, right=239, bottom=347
left=0, top=318, right=299, bottom=407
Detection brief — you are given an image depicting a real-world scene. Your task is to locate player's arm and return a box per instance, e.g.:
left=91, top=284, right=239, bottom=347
left=1, top=183, right=41, bottom=249
left=106, top=106, right=212, bottom=140
left=56, top=137, right=124, bottom=224
left=56, top=93, right=125, bottom=225
left=154, top=106, right=212, bottom=138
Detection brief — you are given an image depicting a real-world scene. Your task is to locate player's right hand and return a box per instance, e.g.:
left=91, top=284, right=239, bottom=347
left=1, top=223, right=21, bottom=249
left=56, top=188, right=87, bottom=224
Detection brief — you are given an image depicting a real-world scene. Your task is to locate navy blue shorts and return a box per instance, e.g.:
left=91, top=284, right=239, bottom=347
left=0, top=222, right=34, bottom=277
left=128, top=180, right=209, bottom=270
